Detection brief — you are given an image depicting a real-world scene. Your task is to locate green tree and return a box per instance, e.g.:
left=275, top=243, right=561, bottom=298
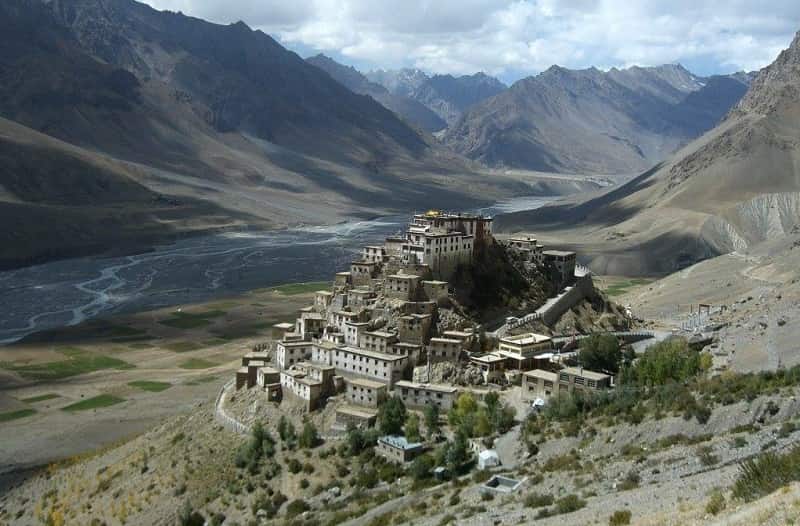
left=474, top=409, right=492, bottom=437
left=579, top=334, right=622, bottom=374
left=445, top=431, right=469, bottom=473
left=409, top=453, right=435, bottom=480
left=378, top=396, right=407, bottom=435
left=298, top=421, right=320, bottom=449
left=424, top=405, right=440, bottom=438
left=405, top=413, right=422, bottom=443
left=448, top=392, right=478, bottom=427
left=630, top=337, right=700, bottom=387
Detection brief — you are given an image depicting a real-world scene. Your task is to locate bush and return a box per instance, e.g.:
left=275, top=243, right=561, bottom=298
left=617, top=471, right=640, bottom=491
left=298, top=422, right=321, bottom=449
left=287, top=458, right=302, bottom=474
left=285, top=499, right=310, bottom=518
left=609, top=510, right=632, bottom=525
left=178, top=501, right=205, bottom=526
left=697, top=446, right=719, bottom=467
left=705, top=490, right=726, bottom=515
left=732, top=446, right=800, bottom=501
left=524, top=493, right=554, bottom=508
left=555, top=494, right=586, bottom=515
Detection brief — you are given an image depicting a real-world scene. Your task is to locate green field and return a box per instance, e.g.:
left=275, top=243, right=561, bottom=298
left=0, top=408, right=37, bottom=422
left=270, top=281, right=329, bottom=295
left=1, top=348, right=134, bottom=380
left=165, top=341, right=204, bottom=353
left=61, top=394, right=125, bottom=412
left=19, top=393, right=60, bottom=403
left=603, top=278, right=654, bottom=297
left=128, top=381, right=172, bottom=392
left=179, top=358, right=217, bottom=370
left=158, top=310, right=227, bottom=329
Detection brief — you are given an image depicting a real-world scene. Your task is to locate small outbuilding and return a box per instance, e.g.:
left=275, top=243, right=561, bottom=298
left=478, top=449, right=501, bottom=470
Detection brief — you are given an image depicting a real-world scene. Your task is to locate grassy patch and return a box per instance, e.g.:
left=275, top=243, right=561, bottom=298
left=270, top=281, right=329, bottom=295
left=2, top=351, right=134, bottom=381
left=185, top=375, right=219, bottom=385
left=733, top=445, right=800, bottom=501
left=158, top=310, right=227, bottom=329
left=0, top=408, right=37, bottom=422
left=128, top=381, right=172, bottom=392
left=602, top=278, right=653, bottom=297
left=164, top=341, right=204, bottom=353
left=179, top=358, right=217, bottom=370
left=61, top=394, right=125, bottom=412
left=19, top=393, right=60, bottom=403
left=210, top=322, right=272, bottom=341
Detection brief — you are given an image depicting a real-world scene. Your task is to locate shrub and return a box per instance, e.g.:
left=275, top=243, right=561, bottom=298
left=697, top=446, right=719, bottom=467
left=555, top=494, right=586, bottom=514
left=609, top=510, right=632, bottom=525
left=178, top=501, right=204, bottom=526
left=732, top=446, right=800, bottom=501
left=705, top=490, right=726, bottom=515
left=524, top=493, right=554, bottom=508
left=285, top=499, right=310, bottom=518
left=617, top=471, right=640, bottom=491
left=778, top=421, right=796, bottom=438
left=481, top=492, right=495, bottom=501
left=298, top=422, right=321, bottom=449
left=287, top=458, right=302, bottom=474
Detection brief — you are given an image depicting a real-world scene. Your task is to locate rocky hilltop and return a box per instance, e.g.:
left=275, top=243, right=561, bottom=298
left=445, top=64, right=751, bottom=174
left=306, top=54, right=447, bottom=132
left=367, top=68, right=507, bottom=126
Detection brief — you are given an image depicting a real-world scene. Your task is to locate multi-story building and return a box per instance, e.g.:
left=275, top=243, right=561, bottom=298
left=427, top=337, right=463, bottom=363
left=495, top=333, right=554, bottom=371
left=362, top=246, right=388, bottom=263
left=345, top=377, right=388, bottom=407
left=507, top=237, right=545, bottom=265
left=398, top=314, right=432, bottom=344
left=312, top=344, right=409, bottom=386
left=543, top=250, right=577, bottom=288
left=394, top=380, right=459, bottom=411
left=385, top=274, right=421, bottom=300
left=276, top=340, right=313, bottom=370
left=522, top=367, right=611, bottom=400
left=361, top=330, right=398, bottom=353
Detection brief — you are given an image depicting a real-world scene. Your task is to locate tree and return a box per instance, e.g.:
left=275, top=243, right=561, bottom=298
left=424, top=405, right=440, bottom=438
left=448, top=393, right=478, bottom=427
left=474, top=409, right=492, bottom=437
left=378, top=396, right=407, bottom=435
left=405, top=413, right=422, bottom=443
left=409, top=453, right=435, bottom=480
left=579, top=334, right=622, bottom=374
left=630, top=337, right=700, bottom=387
left=445, top=431, right=469, bottom=473
left=299, top=421, right=320, bottom=449
left=345, top=424, right=365, bottom=457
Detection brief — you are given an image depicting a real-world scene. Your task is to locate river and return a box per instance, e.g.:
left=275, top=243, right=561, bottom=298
left=0, top=196, right=555, bottom=344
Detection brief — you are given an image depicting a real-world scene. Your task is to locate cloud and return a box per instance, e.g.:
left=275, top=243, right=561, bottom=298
left=141, top=0, right=800, bottom=80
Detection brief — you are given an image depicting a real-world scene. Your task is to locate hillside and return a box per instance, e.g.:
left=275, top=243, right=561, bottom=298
left=445, top=64, right=751, bottom=175
left=367, top=68, right=507, bottom=126
left=496, top=31, right=800, bottom=276
left=0, top=0, right=536, bottom=268
left=306, top=54, right=447, bottom=132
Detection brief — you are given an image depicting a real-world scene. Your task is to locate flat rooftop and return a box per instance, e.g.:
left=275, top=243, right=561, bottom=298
left=429, top=337, right=462, bottom=344
left=524, top=369, right=558, bottom=382
left=387, top=274, right=420, bottom=280
left=543, top=250, right=576, bottom=257
left=471, top=353, right=506, bottom=364
left=337, top=345, right=407, bottom=362
left=561, top=367, right=611, bottom=381
left=501, top=333, right=552, bottom=345
left=347, top=377, right=387, bottom=389
left=363, top=330, right=397, bottom=339
left=394, top=380, right=457, bottom=393
left=336, top=404, right=378, bottom=419
left=272, top=322, right=294, bottom=330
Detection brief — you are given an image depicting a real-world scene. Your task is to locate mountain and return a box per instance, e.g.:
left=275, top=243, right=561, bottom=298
left=496, top=32, right=800, bottom=276
left=367, top=68, right=506, bottom=126
left=305, top=54, right=446, bottom=132
left=444, top=64, right=751, bottom=174
left=0, top=0, right=531, bottom=268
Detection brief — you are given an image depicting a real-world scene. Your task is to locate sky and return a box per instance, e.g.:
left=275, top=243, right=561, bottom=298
left=140, top=0, right=800, bottom=84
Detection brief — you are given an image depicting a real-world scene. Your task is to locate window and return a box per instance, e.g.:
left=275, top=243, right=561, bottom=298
left=574, top=377, right=585, bottom=385
left=559, top=373, right=569, bottom=382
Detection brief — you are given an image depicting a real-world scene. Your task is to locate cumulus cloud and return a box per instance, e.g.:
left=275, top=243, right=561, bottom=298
left=142, top=0, right=800, bottom=80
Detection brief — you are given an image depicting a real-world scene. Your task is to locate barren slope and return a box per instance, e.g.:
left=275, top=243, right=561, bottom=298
left=496, top=31, right=800, bottom=276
